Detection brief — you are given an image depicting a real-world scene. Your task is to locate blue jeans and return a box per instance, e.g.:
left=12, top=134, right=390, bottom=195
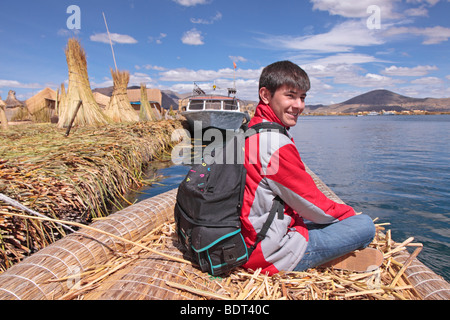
left=294, top=214, right=376, bottom=271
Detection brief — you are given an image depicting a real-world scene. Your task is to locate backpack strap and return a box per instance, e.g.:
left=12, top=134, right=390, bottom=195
left=248, top=195, right=285, bottom=255
left=245, top=122, right=288, bottom=138
left=245, top=121, right=288, bottom=256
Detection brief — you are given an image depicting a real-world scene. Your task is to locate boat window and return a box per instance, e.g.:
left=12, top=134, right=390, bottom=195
left=205, top=100, right=222, bottom=110
left=189, top=101, right=204, bottom=110
left=224, top=100, right=238, bottom=110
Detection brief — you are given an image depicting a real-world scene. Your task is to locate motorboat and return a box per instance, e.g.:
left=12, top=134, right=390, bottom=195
left=181, top=85, right=249, bottom=131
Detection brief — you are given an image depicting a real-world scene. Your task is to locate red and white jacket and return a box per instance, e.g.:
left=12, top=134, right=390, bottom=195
left=241, top=101, right=355, bottom=275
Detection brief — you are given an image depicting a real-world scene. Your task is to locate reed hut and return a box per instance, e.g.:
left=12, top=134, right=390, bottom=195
left=104, top=69, right=139, bottom=123
left=58, top=38, right=109, bottom=128
left=93, top=92, right=110, bottom=109
left=25, top=87, right=57, bottom=123
left=0, top=96, right=8, bottom=130
left=4, top=90, right=29, bottom=121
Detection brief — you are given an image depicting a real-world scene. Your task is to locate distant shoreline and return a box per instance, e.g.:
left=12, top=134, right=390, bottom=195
left=301, top=111, right=450, bottom=116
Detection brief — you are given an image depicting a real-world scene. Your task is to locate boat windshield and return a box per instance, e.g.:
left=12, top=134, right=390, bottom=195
left=187, top=97, right=240, bottom=111
left=224, top=100, right=238, bottom=110
left=205, top=100, right=221, bottom=110
left=189, top=100, right=204, bottom=110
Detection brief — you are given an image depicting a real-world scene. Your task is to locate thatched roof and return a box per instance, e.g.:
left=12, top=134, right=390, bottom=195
left=93, top=92, right=110, bottom=108
left=5, top=90, right=24, bottom=108
left=25, top=87, right=57, bottom=114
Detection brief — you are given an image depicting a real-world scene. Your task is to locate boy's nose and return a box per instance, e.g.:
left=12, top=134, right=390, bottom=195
left=294, top=98, right=305, bottom=111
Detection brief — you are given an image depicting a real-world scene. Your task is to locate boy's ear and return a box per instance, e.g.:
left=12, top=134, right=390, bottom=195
left=259, top=87, right=272, bottom=104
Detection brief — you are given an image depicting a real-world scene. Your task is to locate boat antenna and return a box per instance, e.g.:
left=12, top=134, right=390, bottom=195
left=193, top=82, right=205, bottom=95
left=102, top=12, right=118, bottom=72
left=228, top=61, right=237, bottom=97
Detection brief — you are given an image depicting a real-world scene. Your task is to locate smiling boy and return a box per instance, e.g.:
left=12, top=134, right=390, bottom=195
left=241, top=60, right=376, bottom=275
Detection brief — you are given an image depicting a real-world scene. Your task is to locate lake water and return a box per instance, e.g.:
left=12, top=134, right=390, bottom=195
left=137, top=114, right=450, bottom=282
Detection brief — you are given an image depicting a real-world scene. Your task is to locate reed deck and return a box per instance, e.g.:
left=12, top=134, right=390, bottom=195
left=0, top=167, right=448, bottom=300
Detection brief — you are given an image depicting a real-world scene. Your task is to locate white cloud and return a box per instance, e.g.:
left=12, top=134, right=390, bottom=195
left=333, top=71, right=402, bottom=88
left=57, top=28, right=80, bottom=37
left=410, top=76, right=443, bottom=85
left=404, top=6, right=429, bottom=17
left=256, top=20, right=383, bottom=53
left=229, top=56, right=248, bottom=63
left=310, top=0, right=398, bottom=19
left=312, top=53, right=383, bottom=66
left=383, top=26, right=450, bottom=44
left=90, top=32, right=138, bottom=44
left=173, top=0, right=210, bottom=7
left=406, top=0, right=440, bottom=6
left=0, top=79, right=42, bottom=89
left=136, top=65, right=166, bottom=71
left=129, top=73, right=154, bottom=86
left=148, top=33, right=167, bottom=44
left=91, top=72, right=154, bottom=89
left=181, top=28, right=204, bottom=45
left=381, top=65, right=438, bottom=76
left=191, top=12, right=222, bottom=24
left=159, top=67, right=261, bottom=82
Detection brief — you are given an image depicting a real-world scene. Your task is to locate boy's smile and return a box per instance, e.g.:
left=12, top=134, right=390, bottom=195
left=260, top=85, right=307, bottom=127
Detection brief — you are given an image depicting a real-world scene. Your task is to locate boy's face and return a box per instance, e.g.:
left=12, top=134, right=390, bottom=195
left=260, top=85, right=307, bottom=127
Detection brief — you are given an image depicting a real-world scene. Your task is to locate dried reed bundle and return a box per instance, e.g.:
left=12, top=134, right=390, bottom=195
left=0, top=120, right=183, bottom=271
left=139, top=84, right=158, bottom=121
left=58, top=38, right=109, bottom=128
left=104, top=69, right=139, bottom=123
left=0, top=97, right=7, bottom=130
left=58, top=84, right=67, bottom=119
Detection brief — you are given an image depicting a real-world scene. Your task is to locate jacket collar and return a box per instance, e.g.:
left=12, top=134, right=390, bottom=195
left=253, top=100, right=288, bottom=129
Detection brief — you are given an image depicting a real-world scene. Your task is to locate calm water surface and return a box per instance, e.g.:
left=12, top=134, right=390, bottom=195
left=137, top=114, right=450, bottom=282
left=291, top=114, right=450, bottom=281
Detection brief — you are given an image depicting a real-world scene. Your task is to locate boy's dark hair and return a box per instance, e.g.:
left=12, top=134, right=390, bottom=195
left=259, top=60, right=310, bottom=97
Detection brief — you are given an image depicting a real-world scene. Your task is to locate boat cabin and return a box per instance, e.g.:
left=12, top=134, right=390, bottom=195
left=185, top=96, right=240, bottom=112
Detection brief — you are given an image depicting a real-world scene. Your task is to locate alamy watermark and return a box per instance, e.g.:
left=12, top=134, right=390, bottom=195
left=66, top=265, right=81, bottom=290
left=66, top=5, right=81, bottom=30
left=367, top=5, right=381, bottom=30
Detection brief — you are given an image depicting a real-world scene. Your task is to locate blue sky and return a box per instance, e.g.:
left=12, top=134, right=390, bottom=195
left=0, top=0, right=449, bottom=104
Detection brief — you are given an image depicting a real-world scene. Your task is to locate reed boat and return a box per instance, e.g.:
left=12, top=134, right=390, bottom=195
left=0, top=167, right=449, bottom=300
left=181, top=85, right=249, bottom=131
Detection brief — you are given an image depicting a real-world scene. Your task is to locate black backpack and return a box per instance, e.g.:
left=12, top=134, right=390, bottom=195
left=174, top=122, right=288, bottom=276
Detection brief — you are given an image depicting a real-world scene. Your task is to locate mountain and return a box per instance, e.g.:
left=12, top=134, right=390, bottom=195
left=305, top=89, right=450, bottom=114
left=341, top=89, right=423, bottom=106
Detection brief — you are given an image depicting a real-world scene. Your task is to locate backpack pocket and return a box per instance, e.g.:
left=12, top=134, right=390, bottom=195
left=191, top=226, right=249, bottom=276
left=174, top=203, right=248, bottom=276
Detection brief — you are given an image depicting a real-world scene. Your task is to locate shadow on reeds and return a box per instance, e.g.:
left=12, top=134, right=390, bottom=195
left=0, top=120, right=183, bottom=271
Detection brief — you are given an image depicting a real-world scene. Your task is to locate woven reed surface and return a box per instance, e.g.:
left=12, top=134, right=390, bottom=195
left=0, top=188, right=178, bottom=300
left=0, top=167, right=449, bottom=300
left=394, top=251, right=450, bottom=299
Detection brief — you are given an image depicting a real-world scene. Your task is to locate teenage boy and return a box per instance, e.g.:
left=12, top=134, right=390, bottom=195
left=241, top=61, right=376, bottom=275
